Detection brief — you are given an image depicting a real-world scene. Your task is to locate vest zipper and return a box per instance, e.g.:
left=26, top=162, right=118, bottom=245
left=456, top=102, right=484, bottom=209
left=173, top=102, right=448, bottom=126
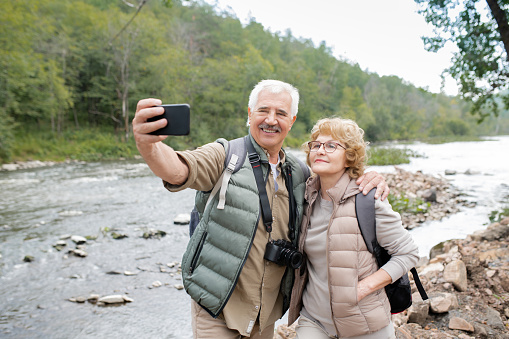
left=189, top=231, right=208, bottom=274
left=326, top=193, right=342, bottom=337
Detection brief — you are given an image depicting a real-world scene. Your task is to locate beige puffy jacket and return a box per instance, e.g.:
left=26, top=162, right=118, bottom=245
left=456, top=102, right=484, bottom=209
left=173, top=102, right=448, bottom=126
left=288, top=173, right=419, bottom=337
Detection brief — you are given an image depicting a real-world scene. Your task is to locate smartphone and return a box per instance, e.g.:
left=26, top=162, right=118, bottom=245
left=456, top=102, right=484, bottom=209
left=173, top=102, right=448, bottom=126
left=148, top=104, right=190, bottom=135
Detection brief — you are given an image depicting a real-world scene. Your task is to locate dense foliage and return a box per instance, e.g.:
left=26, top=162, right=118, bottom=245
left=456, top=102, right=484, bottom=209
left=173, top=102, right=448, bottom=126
left=1, top=0, right=509, bottom=163
left=415, top=0, right=509, bottom=121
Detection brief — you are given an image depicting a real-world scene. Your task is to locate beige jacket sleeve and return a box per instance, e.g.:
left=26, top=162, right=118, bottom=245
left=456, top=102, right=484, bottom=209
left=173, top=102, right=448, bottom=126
left=163, top=142, right=225, bottom=192
left=375, top=197, right=420, bottom=283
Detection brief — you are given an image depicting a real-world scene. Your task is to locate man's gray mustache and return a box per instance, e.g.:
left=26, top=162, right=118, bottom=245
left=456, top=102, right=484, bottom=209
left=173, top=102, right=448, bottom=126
left=257, top=124, right=281, bottom=132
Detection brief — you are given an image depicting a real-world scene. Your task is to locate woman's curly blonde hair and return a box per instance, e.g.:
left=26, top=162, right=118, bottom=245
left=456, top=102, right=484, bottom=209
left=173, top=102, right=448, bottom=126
left=303, top=117, right=369, bottom=179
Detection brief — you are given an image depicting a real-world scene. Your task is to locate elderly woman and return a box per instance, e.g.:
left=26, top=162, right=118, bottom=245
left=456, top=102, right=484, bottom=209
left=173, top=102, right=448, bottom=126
left=288, top=118, right=419, bottom=339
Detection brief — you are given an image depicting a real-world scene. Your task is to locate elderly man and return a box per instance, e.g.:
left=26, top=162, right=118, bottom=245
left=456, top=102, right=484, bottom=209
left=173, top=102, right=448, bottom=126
left=132, top=79, right=388, bottom=339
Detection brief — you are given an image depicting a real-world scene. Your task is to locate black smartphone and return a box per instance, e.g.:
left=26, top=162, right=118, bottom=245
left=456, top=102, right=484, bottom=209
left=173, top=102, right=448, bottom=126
left=148, top=104, right=190, bottom=135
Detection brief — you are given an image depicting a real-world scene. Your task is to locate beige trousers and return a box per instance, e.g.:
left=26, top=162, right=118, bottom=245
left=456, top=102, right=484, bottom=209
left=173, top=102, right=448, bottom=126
left=295, top=314, right=396, bottom=339
left=191, top=300, right=275, bottom=339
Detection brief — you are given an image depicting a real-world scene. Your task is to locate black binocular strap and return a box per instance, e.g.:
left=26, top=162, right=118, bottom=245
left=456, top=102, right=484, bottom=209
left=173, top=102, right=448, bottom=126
left=246, top=137, right=273, bottom=233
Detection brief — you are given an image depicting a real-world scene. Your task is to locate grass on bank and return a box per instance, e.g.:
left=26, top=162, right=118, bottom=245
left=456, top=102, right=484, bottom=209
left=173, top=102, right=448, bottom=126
left=489, top=204, right=509, bottom=223
left=11, top=128, right=140, bottom=163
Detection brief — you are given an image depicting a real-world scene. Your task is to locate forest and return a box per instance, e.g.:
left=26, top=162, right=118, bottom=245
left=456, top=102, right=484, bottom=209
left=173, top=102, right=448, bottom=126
left=1, top=0, right=509, bottom=163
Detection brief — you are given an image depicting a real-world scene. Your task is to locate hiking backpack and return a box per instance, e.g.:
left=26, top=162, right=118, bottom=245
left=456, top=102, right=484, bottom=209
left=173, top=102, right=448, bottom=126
left=356, top=189, right=429, bottom=314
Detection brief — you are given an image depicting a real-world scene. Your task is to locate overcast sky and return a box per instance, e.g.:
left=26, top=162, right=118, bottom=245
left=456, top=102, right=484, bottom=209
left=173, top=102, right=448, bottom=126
left=205, top=0, right=459, bottom=96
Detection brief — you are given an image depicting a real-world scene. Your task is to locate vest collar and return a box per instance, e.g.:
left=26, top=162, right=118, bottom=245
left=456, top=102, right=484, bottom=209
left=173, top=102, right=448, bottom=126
left=248, top=131, right=286, bottom=165
left=305, top=172, right=360, bottom=205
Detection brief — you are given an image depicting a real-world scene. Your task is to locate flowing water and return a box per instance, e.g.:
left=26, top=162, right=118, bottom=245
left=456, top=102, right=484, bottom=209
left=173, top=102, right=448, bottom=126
left=1, top=136, right=508, bottom=338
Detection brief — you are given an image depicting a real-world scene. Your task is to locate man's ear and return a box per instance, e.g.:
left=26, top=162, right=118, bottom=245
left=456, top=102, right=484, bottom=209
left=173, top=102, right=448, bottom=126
left=289, top=115, right=296, bottom=129
left=248, top=107, right=252, bottom=124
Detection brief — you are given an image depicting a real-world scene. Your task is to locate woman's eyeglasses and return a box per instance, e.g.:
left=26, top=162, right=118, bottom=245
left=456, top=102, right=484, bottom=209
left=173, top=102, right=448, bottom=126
left=307, top=141, right=346, bottom=153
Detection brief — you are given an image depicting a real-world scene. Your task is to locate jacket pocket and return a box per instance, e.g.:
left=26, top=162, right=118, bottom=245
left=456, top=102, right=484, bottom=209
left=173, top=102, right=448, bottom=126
left=189, top=231, right=207, bottom=274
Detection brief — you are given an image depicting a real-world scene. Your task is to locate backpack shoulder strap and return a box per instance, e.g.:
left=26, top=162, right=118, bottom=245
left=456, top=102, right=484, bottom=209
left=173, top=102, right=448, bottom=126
left=222, top=136, right=247, bottom=173
left=356, top=189, right=429, bottom=301
left=355, top=188, right=377, bottom=254
left=204, top=136, right=248, bottom=210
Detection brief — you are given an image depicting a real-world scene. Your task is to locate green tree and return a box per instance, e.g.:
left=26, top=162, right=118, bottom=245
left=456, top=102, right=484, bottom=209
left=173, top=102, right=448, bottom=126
left=415, top=0, right=509, bottom=121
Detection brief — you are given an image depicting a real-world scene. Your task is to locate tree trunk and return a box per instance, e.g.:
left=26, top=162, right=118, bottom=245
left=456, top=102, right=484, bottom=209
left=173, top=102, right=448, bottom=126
left=121, top=50, right=129, bottom=141
left=486, top=0, right=509, bottom=60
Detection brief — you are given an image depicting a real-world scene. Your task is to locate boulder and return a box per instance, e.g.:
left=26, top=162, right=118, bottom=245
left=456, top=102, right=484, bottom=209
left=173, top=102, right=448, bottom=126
left=428, top=292, right=459, bottom=313
left=443, top=260, right=468, bottom=291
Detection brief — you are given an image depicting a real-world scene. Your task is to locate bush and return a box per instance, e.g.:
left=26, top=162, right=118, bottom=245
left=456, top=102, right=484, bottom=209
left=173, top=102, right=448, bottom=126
left=367, top=146, right=423, bottom=166
left=389, top=192, right=430, bottom=215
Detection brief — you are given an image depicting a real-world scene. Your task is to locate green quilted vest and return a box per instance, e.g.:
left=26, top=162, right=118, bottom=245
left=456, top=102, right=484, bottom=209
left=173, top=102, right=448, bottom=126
left=181, top=134, right=307, bottom=317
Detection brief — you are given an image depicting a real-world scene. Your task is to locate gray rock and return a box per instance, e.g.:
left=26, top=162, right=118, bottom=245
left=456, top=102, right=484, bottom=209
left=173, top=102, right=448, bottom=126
left=471, top=223, right=509, bottom=242
left=142, top=229, right=166, bottom=239
left=407, top=298, right=429, bottom=325
left=75, top=296, right=86, bottom=303
left=422, top=188, right=437, bottom=202
left=482, top=306, right=505, bottom=330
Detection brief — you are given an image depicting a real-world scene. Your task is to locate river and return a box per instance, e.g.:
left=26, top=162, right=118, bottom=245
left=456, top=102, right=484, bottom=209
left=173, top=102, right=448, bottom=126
left=1, top=136, right=508, bottom=338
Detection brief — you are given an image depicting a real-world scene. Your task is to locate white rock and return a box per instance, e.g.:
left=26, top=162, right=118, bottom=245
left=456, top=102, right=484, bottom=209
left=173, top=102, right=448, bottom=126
left=123, top=295, right=134, bottom=302
left=88, top=294, right=100, bottom=302
left=98, top=295, right=126, bottom=304
left=152, top=281, right=162, bottom=288
left=174, top=214, right=191, bottom=225
left=70, top=249, right=88, bottom=257
left=59, top=210, right=83, bottom=217
left=71, top=235, right=87, bottom=244
left=174, top=284, right=184, bottom=290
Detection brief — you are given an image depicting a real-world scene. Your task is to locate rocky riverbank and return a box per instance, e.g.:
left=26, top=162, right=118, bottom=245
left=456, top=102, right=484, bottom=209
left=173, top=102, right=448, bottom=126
left=383, top=167, right=474, bottom=230
left=275, top=217, right=509, bottom=338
